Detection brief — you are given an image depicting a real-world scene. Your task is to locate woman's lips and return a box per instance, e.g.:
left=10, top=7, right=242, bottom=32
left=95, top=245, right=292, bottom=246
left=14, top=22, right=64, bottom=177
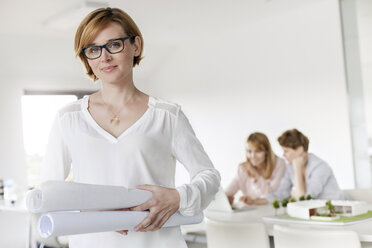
left=101, top=65, right=117, bottom=73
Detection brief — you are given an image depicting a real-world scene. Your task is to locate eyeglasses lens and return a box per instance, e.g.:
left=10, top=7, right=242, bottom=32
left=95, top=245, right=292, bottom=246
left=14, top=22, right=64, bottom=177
left=84, top=39, right=124, bottom=59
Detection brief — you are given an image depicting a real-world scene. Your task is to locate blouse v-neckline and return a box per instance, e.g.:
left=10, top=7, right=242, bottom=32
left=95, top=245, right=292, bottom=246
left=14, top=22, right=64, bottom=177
left=81, top=95, right=154, bottom=143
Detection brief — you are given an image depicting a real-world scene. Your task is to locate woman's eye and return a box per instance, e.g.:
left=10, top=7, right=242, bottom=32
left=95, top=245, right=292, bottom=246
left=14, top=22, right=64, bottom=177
left=88, top=47, right=100, bottom=53
left=109, top=41, right=121, bottom=48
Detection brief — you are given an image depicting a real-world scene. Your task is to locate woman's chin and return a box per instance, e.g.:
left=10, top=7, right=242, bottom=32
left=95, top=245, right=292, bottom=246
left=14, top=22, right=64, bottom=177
left=251, top=162, right=262, bottom=167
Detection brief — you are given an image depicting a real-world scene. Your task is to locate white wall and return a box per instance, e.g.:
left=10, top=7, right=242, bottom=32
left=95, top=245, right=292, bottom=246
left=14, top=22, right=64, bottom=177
left=357, top=0, right=372, bottom=148
left=0, top=0, right=354, bottom=193
left=146, top=0, right=354, bottom=189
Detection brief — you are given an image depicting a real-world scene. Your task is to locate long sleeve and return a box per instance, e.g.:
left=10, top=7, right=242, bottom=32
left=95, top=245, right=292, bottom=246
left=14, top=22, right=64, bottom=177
left=266, top=164, right=292, bottom=202
left=303, top=154, right=344, bottom=200
left=305, top=161, right=332, bottom=198
left=41, top=113, right=72, bottom=182
left=225, top=169, right=240, bottom=196
left=172, top=109, right=221, bottom=216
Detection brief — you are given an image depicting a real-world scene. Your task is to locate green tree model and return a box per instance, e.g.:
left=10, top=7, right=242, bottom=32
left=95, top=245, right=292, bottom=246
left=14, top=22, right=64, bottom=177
left=281, top=198, right=289, bottom=214
left=289, top=197, right=296, bottom=203
left=325, top=200, right=336, bottom=217
left=306, top=194, right=312, bottom=200
left=299, top=195, right=306, bottom=201
left=281, top=198, right=289, bottom=208
left=272, top=199, right=280, bottom=215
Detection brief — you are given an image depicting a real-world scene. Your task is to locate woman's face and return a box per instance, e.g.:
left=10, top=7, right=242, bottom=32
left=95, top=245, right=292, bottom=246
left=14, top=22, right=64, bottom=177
left=246, top=142, right=266, bottom=167
left=86, top=22, right=141, bottom=84
left=281, top=146, right=303, bottom=164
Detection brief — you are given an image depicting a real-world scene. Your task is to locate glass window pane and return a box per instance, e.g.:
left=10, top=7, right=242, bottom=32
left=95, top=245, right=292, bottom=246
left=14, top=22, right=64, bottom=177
left=21, top=95, right=77, bottom=187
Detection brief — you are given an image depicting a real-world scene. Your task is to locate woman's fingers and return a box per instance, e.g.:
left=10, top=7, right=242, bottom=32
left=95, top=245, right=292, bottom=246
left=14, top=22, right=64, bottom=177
left=138, top=208, right=171, bottom=232
left=130, top=184, right=180, bottom=232
left=134, top=211, right=156, bottom=231
left=130, top=200, right=153, bottom=212
left=116, top=230, right=128, bottom=235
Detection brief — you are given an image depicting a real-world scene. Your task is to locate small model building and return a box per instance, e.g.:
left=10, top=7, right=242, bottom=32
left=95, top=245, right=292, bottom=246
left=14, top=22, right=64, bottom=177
left=287, top=200, right=368, bottom=220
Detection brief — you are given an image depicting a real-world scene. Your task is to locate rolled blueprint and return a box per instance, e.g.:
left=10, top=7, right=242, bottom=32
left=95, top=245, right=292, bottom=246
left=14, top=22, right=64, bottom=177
left=26, top=181, right=152, bottom=213
left=39, top=211, right=204, bottom=237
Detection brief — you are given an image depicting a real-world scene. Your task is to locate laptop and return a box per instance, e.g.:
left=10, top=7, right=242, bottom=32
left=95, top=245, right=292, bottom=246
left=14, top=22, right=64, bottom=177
left=206, top=188, right=255, bottom=213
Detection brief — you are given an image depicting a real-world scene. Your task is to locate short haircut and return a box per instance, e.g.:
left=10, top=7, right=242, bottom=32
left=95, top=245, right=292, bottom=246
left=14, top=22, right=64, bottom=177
left=74, top=7, right=144, bottom=81
left=277, top=129, right=309, bottom=151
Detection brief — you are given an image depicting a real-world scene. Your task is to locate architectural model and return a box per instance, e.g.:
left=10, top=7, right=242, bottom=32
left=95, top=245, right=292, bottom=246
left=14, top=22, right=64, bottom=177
left=287, top=200, right=368, bottom=220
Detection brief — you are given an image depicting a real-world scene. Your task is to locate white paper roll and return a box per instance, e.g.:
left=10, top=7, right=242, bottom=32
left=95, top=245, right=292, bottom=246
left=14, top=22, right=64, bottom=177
left=38, top=211, right=204, bottom=237
left=26, top=181, right=152, bottom=213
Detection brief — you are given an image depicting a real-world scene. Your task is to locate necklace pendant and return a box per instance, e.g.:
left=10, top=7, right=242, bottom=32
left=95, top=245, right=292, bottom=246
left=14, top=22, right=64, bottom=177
left=110, top=115, right=120, bottom=124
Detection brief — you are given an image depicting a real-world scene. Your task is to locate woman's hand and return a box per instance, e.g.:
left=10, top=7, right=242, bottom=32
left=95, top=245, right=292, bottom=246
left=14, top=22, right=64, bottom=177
left=227, top=195, right=234, bottom=205
left=239, top=195, right=254, bottom=205
left=130, top=184, right=180, bottom=232
left=292, top=152, right=308, bottom=172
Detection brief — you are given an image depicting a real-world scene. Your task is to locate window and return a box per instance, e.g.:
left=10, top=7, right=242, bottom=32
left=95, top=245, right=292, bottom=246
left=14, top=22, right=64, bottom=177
left=21, top=91, right=93, bottom=187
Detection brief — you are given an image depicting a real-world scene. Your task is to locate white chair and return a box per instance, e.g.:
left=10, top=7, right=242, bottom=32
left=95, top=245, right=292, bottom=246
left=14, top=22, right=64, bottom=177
left=205, top=218, right=270, bottom=248
left=273, top=224, right=361, bottom=248
left=344, top=189, right=372, bottom=203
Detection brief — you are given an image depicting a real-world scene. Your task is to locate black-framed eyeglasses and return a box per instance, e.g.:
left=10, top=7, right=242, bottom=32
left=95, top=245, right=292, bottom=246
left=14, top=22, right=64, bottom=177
left=82, top=36, right=134, bottom=60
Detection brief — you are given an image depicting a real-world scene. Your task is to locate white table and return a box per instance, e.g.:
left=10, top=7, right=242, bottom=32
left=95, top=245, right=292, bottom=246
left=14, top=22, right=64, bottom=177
left=0, top=201, right=28, bottom=213
left=182, top=204, right=372, bottom=246
left=0, top=201, right=30, bottom=248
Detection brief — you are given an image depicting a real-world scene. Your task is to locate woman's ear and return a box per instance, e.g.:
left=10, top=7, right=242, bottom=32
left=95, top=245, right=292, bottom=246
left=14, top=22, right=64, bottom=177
left=133, top=36, right=142, bottom=57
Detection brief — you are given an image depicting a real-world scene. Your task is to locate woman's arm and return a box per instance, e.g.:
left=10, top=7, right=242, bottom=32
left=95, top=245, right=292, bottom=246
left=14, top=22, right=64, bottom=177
left=130, top=108, right=220, bottom=232
left=171, top=109, right=221, bottom=216
left=239, top=195, right=268, bottom=205
left=225, top=166, right=243, bottom=205
left=41, top=113, right=72, bottom=182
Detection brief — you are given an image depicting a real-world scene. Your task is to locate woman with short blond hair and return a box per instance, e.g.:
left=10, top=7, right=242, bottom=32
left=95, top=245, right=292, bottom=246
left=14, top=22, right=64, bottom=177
left=42, top=7, right=220, bottom=248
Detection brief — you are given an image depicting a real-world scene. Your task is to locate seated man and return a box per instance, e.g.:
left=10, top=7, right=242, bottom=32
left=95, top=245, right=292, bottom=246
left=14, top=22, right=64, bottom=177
left=267, top=129, right=346, bottom=202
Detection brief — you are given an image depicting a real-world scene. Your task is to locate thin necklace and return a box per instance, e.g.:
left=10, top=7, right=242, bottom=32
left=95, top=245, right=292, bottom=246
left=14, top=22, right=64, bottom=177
left=101, top=92, right=134, bottom=125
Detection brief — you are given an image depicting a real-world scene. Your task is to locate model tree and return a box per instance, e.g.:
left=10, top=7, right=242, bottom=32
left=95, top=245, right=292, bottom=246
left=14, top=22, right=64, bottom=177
left=281, top=198, right=289, bottom=208
left=326, top=200, right=336, bottom=217
left=272, top=199, right=280, bottom=215
left=281, top=198, right=289, bottom=214
left=299, top=195, right=306, bottom=201
left=306, top=194, right=312, bottom=200
left=289, top=197, right=296, bottom=203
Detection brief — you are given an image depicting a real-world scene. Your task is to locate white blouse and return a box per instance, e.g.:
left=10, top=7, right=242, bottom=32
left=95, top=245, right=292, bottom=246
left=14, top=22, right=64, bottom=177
left=41, top=95, right=221, bottom=248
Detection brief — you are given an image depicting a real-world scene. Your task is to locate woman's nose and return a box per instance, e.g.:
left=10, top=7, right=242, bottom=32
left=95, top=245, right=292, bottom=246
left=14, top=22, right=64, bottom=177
left=101, top=48, right=112, bottom=61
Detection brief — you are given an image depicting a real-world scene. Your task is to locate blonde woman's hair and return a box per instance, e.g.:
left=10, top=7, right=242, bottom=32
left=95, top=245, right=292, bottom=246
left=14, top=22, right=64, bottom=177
left=245, top=132, right=276, bottom=179
left=74, top=7, right=144, bottom=81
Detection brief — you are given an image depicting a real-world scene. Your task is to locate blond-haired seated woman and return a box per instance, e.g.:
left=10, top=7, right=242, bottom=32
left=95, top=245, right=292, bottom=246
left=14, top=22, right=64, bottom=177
left=225, top=132, right=285, bottom=205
